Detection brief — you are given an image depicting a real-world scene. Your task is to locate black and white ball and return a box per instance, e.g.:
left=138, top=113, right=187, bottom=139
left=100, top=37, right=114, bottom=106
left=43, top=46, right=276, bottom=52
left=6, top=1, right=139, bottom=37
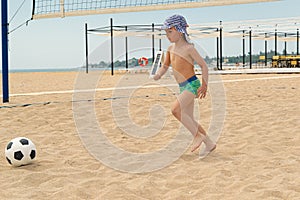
left=5, top=137, right=37, bottom=167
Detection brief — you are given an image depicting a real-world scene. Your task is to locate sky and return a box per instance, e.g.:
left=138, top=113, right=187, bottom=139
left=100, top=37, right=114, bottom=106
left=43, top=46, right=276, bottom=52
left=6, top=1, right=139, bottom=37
left=1, top=0, right=300, bottom=69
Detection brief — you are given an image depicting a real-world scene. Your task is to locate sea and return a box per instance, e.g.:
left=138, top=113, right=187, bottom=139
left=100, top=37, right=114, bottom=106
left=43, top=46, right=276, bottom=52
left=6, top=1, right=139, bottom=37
left=0, top=67, right=118, bottom=73
left=1, top=64, right=215, bottom=74
left=4, top=67, right=80, bottom=73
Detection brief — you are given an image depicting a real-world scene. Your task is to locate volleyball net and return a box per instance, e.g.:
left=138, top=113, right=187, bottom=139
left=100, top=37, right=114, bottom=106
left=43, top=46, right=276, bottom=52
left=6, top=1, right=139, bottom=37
left=32, top=0, right=277, bottom=19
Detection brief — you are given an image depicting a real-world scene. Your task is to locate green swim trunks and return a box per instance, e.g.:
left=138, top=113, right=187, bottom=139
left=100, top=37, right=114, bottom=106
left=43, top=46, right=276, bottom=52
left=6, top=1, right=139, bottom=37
left=179, top=75, right=201, bottom=96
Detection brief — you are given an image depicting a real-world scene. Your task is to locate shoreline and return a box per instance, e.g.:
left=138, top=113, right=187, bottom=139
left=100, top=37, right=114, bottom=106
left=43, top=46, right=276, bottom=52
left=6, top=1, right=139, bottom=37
left=2, top=65, right=299, bottom=75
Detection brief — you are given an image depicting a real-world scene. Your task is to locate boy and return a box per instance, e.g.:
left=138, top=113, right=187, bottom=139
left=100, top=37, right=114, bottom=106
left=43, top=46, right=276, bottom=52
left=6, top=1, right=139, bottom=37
left=154, top=14, right=216, bottom=155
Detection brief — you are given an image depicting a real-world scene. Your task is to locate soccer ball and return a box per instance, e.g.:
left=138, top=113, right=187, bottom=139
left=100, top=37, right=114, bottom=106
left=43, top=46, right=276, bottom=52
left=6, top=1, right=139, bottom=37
left=5, top=137, right=37, bottom=167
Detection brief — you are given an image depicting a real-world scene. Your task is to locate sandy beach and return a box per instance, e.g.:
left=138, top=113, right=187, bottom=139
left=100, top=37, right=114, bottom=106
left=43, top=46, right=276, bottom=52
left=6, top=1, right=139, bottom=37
left=0, top=70, right=300, bottom=199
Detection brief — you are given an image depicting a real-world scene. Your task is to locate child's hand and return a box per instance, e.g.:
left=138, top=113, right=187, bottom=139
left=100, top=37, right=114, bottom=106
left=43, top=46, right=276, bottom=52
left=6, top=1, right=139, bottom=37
left=153, top=74, right=161, bottom=81
left=197, top=85, right=207, bottom=99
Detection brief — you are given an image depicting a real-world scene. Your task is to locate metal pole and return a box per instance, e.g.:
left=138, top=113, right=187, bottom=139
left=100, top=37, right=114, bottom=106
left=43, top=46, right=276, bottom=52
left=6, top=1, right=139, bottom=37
left=219, top=21, right=223, bottom=70
left=265, top=33, right=268, bottom=67
left=159, top=38, right=162, bottom=51
left=297, top=28, right=299, bottom=55
left=249, top=29, right=252, bottom=69
left=152, top=23, right=155, bottom=62
left=110, top=18, right=114, bottom=76
left=243, top=30, right=245, bottom=67
left=125, top=26, right=128, bottom=70
left=85, top=23, right=89, bottom=73
left=275, top=29, right=278, bottom=56
left=1, top=0, right=9, bottom=103
left=216, top=35, right=219, bottom=70
left=284, top=33, right=287, bottom=56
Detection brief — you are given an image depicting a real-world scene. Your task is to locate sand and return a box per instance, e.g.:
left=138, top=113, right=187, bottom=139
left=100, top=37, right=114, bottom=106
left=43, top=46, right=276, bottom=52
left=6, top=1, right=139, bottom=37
left=0, top=70, right=300, bottom=199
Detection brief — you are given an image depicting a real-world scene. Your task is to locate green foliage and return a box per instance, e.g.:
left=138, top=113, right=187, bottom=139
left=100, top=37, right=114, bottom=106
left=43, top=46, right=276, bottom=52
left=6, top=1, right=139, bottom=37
left=89, top=57, right=154, bottom=68
left=207, top=50, right=296, bottom=64
left=88, top=50, right=295, bottom=69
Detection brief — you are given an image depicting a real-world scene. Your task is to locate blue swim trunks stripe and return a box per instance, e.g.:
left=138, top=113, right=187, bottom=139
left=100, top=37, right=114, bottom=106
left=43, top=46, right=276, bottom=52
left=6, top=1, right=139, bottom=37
left=179, top=75, right=201, bottom=96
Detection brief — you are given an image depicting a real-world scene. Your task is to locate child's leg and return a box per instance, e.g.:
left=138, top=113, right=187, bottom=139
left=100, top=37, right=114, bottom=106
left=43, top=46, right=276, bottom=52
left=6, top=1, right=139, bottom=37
left=172, top=91, right=204, bottom=136
left=187, top=99, right=216, bottom=153
left=171, top=91, right=204, bottom=152
left=171, top=91, right=216, bottom=152
left=185, top=103, right=216, bottom=154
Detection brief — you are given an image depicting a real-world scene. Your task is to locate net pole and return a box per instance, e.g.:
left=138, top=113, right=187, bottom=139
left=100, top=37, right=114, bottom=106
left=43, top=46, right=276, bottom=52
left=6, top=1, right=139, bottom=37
left=1, top=0, right=9, bottom=103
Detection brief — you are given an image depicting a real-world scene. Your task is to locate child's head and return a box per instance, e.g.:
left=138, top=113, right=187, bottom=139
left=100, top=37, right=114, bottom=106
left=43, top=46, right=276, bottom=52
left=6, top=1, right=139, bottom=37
left=161, top=14, right=190, bottom=42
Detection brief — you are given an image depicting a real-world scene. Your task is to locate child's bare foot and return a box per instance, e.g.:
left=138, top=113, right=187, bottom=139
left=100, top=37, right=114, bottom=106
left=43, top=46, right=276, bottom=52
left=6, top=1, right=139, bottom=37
left=191, top=133, right=203, bottom=152
left=199, top=143, right=216, bottom=158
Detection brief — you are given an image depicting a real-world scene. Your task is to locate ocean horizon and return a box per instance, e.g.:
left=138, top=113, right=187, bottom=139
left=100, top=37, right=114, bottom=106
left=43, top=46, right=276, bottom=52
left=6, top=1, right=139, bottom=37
left=0, top=66, right=151, bottom=73
left=0, top=64, right=218, bottom=74
left=1, top=67, right=80, bottom=73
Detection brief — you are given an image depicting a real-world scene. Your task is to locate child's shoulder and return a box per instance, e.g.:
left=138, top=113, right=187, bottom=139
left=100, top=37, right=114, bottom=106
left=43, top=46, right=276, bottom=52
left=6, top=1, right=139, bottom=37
left=167, top=43, right=194, bottom=50
left=167, top=44, right=175, bottom=51
left=186, top=42, right=195, bottom=49
left=182, top=43, right=196, bottom=54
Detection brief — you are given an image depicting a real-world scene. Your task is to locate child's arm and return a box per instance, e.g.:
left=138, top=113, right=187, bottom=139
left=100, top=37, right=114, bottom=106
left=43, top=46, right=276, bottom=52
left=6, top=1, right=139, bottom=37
left=189, top=46, right=208, bottom=98
left=153, top=64, right=169, bottom=80
left=153, top=50, right=171, bottom=80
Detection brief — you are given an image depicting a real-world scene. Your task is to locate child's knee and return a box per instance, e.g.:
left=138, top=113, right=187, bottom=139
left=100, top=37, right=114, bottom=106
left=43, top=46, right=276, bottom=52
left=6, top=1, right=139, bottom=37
left=171, top=105, right=180, bottom=117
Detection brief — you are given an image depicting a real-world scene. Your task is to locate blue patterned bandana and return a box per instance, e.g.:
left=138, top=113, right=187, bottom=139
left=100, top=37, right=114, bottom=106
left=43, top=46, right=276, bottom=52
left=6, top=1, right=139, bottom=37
left=161, top=14, right=189, bottom=39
